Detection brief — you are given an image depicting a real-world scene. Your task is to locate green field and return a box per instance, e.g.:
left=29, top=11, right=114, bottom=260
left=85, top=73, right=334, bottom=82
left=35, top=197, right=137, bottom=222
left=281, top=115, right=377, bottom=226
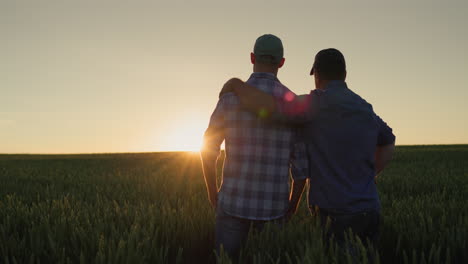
left=0, top=145, right=467, bottom=263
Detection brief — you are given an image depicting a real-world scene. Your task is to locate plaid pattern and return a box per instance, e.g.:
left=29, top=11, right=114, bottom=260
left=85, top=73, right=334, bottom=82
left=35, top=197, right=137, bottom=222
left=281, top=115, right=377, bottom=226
left=203, top=73, right=308, bottom=220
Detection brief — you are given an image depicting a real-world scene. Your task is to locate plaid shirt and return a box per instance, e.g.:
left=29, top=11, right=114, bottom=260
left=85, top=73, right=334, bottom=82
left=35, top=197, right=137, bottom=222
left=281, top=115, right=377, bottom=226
left=203, top=72, right=308, bottom=220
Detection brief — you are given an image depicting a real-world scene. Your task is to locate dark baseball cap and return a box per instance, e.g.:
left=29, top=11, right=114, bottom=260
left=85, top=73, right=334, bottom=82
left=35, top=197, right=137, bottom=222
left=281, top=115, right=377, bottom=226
left=310, top=48, right=346, bottom=77
left=253, top=34, right=284, bottom=64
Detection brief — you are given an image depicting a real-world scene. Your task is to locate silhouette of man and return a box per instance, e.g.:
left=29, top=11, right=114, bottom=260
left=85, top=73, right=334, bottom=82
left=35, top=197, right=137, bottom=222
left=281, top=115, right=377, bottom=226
left=221, top=48, right=395, bottom=252
left=200, top=34, right=308, bottom=260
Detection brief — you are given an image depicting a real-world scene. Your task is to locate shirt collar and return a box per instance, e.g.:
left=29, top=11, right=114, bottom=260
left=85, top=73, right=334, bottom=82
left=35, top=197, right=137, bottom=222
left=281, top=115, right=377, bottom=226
left=325, top=80, right=347, bottom=89
left=314, top=80, right=347, bottom=94
left=249, top=72, right=279, bottom=81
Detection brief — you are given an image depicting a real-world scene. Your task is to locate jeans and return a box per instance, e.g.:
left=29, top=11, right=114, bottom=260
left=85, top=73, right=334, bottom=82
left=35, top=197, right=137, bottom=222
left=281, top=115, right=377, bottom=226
left=215, top=207, right=285, bottom=261
left=311, top=207, right=380, bottom=257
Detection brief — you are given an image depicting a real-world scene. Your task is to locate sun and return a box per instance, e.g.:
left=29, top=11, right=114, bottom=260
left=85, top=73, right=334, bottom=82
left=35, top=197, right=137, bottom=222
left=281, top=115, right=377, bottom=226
left=170, top=130, right=203, bottom=152
left=163, top=118, right=206, bottom=153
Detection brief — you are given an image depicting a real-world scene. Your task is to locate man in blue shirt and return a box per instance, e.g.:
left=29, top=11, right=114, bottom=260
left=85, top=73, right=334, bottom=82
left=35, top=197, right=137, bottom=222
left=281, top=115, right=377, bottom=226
left=220, top=48, right=396, bottom=250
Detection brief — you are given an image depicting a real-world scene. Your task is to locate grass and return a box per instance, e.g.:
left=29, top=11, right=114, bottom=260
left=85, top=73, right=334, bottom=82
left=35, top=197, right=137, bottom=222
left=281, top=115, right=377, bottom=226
left=0, top=145, right=467, bottom=263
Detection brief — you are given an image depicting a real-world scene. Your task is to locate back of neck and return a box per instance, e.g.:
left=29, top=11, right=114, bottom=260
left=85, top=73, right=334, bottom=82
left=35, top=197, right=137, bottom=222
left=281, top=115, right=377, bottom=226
left=253, top=65, right=278, bottom=76
left=317, top=80, right=330, bottom=90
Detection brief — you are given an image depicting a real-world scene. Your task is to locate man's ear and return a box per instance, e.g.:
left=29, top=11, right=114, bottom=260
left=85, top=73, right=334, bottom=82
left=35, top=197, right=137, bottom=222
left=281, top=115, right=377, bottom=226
left=278, top=58, right=285, bottom=68
left=250, top=52, right=256, bottom=64
left=343, top=70, right=347, bottom=80
left=314, top=71, right=320, bottom=83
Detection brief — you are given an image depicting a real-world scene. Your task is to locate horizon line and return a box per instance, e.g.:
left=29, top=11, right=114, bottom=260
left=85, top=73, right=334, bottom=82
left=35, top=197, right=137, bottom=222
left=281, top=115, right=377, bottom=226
left=1, top=143, right=468, bottom=155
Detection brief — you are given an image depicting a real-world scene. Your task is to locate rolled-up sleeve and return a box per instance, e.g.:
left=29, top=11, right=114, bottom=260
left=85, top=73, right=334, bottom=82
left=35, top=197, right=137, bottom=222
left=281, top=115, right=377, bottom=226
left=374, top=114, right=396, bottom=146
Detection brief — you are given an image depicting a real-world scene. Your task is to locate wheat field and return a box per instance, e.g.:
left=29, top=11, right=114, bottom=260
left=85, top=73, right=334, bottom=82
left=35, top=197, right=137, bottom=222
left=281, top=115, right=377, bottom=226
left=0, top=145, right=467, bottom=263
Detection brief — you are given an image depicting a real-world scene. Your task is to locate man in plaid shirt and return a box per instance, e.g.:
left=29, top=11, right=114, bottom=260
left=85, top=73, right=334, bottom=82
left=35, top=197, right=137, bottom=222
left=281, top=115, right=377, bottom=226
left=200, top=34, right=308, bottom=260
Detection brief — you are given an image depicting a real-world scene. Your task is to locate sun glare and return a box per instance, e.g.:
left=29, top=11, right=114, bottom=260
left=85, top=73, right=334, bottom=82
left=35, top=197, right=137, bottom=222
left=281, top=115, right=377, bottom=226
left=169, top=130, right=203, bottom=152
left=163, top=118, right=206, bottom=153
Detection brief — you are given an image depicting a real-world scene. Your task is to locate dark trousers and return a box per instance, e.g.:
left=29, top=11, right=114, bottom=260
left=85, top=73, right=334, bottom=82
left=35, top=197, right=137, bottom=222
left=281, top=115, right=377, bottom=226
left=215, top=207, right=285, bottom=261
left=311, top=207, right=380, bottom=254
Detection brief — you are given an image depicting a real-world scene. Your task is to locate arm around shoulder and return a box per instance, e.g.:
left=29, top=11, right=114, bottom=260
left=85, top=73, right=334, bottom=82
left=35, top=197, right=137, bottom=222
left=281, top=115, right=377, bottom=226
left=219, top=78, right=276, bottom=116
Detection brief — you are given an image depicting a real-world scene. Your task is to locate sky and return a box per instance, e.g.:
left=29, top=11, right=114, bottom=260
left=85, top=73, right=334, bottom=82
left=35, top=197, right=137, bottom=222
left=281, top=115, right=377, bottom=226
left=1, top=0, right=467, bottom=153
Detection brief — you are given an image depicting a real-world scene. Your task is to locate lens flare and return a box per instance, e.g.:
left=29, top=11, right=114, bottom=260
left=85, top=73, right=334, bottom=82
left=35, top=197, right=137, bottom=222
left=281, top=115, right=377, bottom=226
left=284, top=91, right=295, bottom=102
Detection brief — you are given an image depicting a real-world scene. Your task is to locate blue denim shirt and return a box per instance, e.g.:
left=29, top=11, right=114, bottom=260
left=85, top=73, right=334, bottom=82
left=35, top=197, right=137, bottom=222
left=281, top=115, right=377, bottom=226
left=276, top=81, right=395, bottom=213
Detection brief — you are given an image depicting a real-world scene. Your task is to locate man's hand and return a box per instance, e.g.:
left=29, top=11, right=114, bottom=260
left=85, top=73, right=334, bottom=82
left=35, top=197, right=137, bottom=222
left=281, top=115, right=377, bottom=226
left=285, top=202, right=299, bottom=222
left=201, top=151, right=220, bottom=210
left=208, top=190, right=218, bottom=209
left=219, top=78, right=244, bottom=98
left=285, top=179, right=307, bottom=222
left=220, top=77, right=276, bottom=116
